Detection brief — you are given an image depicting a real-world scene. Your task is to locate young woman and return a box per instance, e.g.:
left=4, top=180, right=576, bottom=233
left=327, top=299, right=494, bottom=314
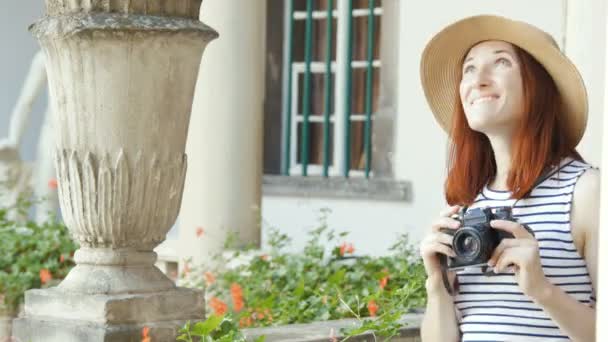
left=418, top=15, right=599, bottom=341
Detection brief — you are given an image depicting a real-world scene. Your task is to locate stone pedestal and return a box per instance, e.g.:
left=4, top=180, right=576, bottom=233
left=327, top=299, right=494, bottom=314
left=0, top=308, right=15, bottom=340
left=13, top=288, right=204, bottom=341
left=13, top=1, right=218, bottom=341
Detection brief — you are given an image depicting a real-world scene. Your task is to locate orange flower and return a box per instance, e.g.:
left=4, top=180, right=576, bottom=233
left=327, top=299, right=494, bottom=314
left=141, top=326, right=150, bottom=342
left=379, top=275, right=389, bottom=289
left=239, top=316, right=253, bottom=328
left=204, top=272, right=216, bottom=285
left=39, top=269, right=52, bottom=285
left=196, top=226, right=204, bottom=238
left=339, top=242, right=355, bottom=256
left=209, top=297, right=228, bottom=315
left=260, top=254, right=269, bottom=261
left=263, top=308, right=273, bottom=322
left=48, top=178, right=58, bottom=190
left=367, top=300, right=378, bottom=317
left=252, top=307, right=272, bottom=321
left=59, top=254, right=65, bottom=263
left=230, top=283, right=245, bottom=312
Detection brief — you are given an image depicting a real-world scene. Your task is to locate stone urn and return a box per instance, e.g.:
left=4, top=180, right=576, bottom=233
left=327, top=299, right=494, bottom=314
left=13, top=1, right=218, bottom=341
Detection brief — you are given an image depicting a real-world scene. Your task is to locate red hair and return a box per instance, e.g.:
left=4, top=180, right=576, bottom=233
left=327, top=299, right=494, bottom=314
left=445, top=45, right=582, bottom=205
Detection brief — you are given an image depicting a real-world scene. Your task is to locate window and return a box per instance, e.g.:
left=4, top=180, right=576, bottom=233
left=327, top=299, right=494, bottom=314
left=263, top=0, right=408, bottom=200
left=283, top=0, right=382, bottom=178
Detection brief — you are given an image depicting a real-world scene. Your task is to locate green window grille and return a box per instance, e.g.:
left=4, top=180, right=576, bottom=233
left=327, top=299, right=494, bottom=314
left=281, top=0, right=382, bottom=178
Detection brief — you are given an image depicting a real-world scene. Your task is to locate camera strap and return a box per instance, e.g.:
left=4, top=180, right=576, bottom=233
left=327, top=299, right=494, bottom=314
left=439, top=254, right=456, bottom=296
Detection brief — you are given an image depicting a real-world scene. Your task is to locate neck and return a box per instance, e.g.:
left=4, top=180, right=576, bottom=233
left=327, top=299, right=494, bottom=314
left=487, top=135, right=512, bottom=190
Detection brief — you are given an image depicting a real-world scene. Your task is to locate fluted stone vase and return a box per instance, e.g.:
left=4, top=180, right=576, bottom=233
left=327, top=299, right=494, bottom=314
left=13, top=1, right=218, bottom=341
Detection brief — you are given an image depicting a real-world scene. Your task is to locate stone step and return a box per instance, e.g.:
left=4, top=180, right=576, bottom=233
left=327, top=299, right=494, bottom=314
left=242, top=312, right=423, bottom=342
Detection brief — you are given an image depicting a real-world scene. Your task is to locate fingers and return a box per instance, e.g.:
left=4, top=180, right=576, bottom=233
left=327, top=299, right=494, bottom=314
left=489, top=240, right=538, bottom=273
left=431, top=216, right=461, bottom=232
left=431, top=205, right=461, bottom=233
left=490, top=220, right=534, bottom=239
left=419, top=232, right=457, bottom=276
left=494, top=252, right=514, bottom=273
left=420, top=232, right=456, bottom=258
left=487, top=238, right=518, bottom=267
left=494, top=248, right=521, bottom=273
left=422, top=241, right=456, bottom=258
left=435, top=232, right=454, bottom=246
left=439, top=205, right=461, bottom=218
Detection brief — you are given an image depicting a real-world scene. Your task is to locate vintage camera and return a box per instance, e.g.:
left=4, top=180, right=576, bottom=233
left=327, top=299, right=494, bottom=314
left=439, top=206, right=534, bottom=271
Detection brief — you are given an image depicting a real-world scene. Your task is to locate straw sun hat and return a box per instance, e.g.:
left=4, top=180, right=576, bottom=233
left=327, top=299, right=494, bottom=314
left=420, top=14, right=588, bottom=145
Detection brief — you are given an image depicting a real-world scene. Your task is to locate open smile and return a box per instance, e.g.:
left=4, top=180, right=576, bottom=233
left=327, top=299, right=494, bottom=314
left=471, top=95, right=500, bottom=105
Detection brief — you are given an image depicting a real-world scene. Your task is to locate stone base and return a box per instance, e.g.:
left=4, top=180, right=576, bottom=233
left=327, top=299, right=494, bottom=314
left=12, top=287, right=205, bottom=342
left=12, top=317, right=192, bottom=342
left=1, top=316, right=14, bottom=340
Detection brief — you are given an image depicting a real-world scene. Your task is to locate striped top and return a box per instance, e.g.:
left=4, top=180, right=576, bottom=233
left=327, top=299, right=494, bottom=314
left=454, top=157, right=596, bottom=341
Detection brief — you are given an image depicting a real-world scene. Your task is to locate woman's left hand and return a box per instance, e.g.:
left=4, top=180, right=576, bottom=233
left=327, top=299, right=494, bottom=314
left=487, top=220, right=551, bottom=300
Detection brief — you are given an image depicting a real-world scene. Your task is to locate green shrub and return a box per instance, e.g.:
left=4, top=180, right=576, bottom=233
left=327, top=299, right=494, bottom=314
left=179, top=209, right=427, bottom=340
left=0, top=198, right=77, bottom=313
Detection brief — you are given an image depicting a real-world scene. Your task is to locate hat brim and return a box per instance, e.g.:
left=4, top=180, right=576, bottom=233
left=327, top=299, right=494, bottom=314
left=420, top=15, right=588, bottom=145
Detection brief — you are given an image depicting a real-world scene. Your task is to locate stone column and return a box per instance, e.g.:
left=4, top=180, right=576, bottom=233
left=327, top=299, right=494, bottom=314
left=13, top=1, right=217, bottom=341
left=179, top=0, right=266, bottom=265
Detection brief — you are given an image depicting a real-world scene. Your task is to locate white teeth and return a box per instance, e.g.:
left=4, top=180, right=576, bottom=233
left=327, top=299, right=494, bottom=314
left=472, top=96, right=498, bottom=105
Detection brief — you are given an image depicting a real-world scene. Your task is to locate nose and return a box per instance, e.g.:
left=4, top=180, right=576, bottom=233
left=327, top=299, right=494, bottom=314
left=471, top=65, right=492, bottom=89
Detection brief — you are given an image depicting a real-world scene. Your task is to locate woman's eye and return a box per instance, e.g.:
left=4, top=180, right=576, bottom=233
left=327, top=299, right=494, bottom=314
left=497, top=57, right=511, bottom=66
left=463, top=65, right=475, bottom=74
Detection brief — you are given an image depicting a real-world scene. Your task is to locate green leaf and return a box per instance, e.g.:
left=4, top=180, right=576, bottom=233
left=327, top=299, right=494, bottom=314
left=176, top=334, right=190, bottom=341
left=294, top=279, right=305, bottom=297
left=328, top=268, right=346, bottom=285
left=191, top=315, right=225, bottom=336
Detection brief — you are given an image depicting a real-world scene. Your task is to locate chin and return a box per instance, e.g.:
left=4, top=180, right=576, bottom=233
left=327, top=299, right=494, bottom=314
left=465, top=107, right=515, bottom=132
left=465, top=114, right=494, bottom=133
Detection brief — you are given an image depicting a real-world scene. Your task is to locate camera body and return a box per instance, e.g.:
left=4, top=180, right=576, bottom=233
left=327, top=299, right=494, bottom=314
left=440, top=206, right=533, bottom=271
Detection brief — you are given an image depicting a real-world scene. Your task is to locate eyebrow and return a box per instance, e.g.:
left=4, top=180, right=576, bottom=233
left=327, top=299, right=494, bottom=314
left=464, top=49, right=514, bottom=63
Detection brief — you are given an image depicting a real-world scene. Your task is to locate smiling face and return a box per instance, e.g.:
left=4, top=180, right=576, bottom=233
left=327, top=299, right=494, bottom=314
left=459, top=40, right=525, bottom=136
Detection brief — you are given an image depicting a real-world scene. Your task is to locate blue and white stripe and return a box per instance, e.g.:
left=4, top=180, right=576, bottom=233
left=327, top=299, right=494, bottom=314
left=455, top=157, right=596, bottom=341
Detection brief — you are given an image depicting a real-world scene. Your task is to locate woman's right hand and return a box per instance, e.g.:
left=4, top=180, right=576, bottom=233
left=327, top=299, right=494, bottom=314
left=419, top=205, right=462, bottom=287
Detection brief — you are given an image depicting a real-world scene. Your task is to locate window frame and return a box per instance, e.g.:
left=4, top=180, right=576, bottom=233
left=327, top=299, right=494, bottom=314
left=263, top=0, right=407, bottom=200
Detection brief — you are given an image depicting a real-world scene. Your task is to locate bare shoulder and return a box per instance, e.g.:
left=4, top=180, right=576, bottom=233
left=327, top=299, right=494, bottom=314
left=571, top=168, right=600, bottom=254
left=572, top=168, right=601, bottom=205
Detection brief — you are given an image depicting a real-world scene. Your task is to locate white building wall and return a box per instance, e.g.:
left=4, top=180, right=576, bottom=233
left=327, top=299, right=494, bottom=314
left=261, top=197, right=415, bottom=257
left=565, top=0, right=606, bottom=167
left=261, top=0, right=605, bottom=256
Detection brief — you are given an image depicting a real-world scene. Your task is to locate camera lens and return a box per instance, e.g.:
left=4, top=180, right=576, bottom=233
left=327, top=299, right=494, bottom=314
left=453, top=229, right=482, bottom=260
left=462, top=236, right=479, bottom=253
